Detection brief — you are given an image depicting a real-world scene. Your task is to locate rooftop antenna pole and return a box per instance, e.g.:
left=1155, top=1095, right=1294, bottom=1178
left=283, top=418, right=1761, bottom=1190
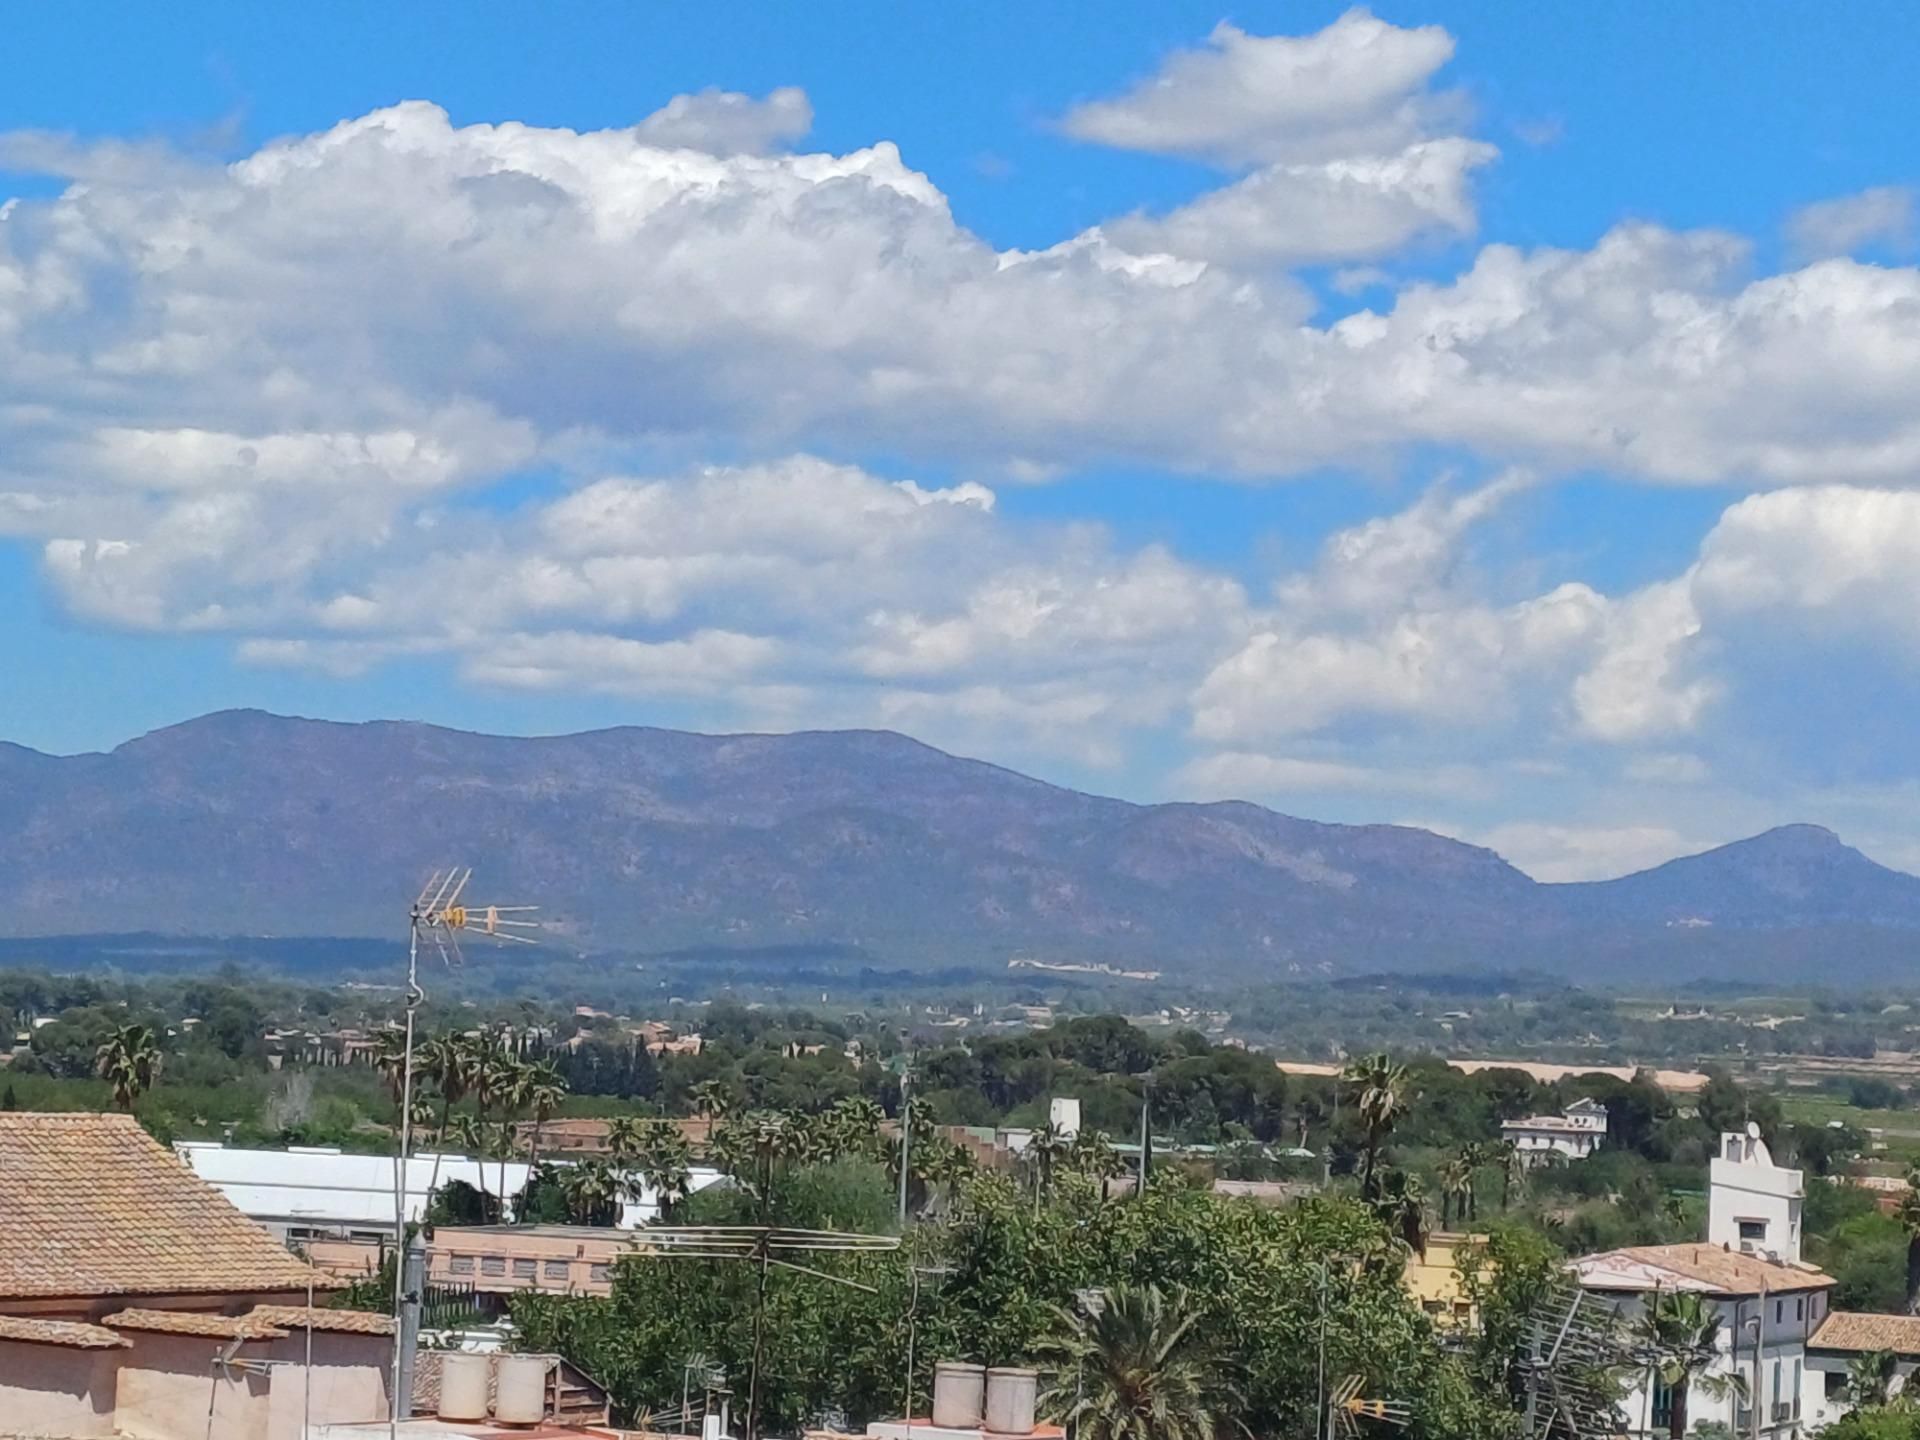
left=387, top=869, right=538, bottom=1440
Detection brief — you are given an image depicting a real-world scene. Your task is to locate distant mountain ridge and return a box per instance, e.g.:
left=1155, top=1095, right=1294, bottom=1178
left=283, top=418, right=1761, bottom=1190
left=1, top=710, right=1915, bottom=982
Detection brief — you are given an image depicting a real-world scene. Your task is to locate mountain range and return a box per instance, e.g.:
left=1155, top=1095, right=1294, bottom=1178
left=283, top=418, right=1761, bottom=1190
left=2, top=709, right=1917, bottom=984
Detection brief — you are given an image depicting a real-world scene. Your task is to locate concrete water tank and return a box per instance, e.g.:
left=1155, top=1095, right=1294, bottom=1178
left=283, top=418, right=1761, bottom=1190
left=493, top=1354, right=549, bottom=1425
left=985, top=1367, right=1037, bottom=1435
left=438, top=1353, right=490, bottom=1422
left=933, top=1363, right=986, bottom=1428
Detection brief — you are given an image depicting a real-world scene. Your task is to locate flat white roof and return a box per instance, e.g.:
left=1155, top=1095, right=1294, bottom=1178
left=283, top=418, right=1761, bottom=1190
left=175, top=1142, right=723, bottom=1230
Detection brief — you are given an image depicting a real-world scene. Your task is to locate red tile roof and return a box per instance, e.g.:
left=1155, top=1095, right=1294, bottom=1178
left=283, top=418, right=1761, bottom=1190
left=0, top=1112, right=320, bottom=1299
left=102, top=1308, right=289, bottom=1340
left=250, top=1304, right=395, bottom=1336
left=0, top=1314, right=131, bottom=1349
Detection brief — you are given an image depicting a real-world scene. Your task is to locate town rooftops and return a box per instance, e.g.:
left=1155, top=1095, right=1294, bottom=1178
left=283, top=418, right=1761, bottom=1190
left=1810, top=1311, right=1920, bottom=1357
left=0, top=1314, right=131, bottom=1349
left=1573, top=1243, right=1832, bottom=1296
left=0, top=1112, right=320, bottom=1300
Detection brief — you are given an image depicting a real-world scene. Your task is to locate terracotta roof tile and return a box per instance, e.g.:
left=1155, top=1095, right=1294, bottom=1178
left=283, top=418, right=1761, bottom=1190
left=0, top=1112, right=320, bottom=1300
left=249, top=1304, right=395, bottom=1336
left=1574, top=1243, right=1832, bottom=1296
left=103, top=1308, right=289, bottom=1340
left=0, top=1314, right=131, bottom=1349
left=1811, top=1311, right=1920, bottom=1357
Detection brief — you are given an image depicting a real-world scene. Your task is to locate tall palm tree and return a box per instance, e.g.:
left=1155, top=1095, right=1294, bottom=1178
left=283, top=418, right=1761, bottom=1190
left=1037, top=1283, right=1245, bottom=1440
left=1494, top=1138, right=1525, bottom=1212
left=1068, top=1129, right=1125, bottom=1199
left=466, top=1040, right=517, bottom=1211
left=1634, top=1289, right=1745, bottom=1440
left=1896, top=1166, right=1920, bottom=1313
left=1342, top=1053, right=1408, bottom=1200
left=493, top=1056, right=535, bottom=1216
left=419, top=1032, right=479, bottom=1205
left=520, top=1061, right=567, bottom=1212
left=95, top=1023, right=161, bottom=1111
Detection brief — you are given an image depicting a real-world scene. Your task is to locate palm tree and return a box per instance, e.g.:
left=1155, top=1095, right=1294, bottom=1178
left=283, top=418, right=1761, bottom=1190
left=420, top=1032, right=480, bottom=1204
left=1494, top=1138, right=1525, bottom=1212
left=1438, top=1154, right=1472, bottom=1230
left=1342, top=1053, right=1408, bottom=1200
left=372, top=1027, right=410, bottom=1109
left=494, top=1057, right=535, bottom=1216
left=920, top=1138, right=977, bottom=1207
left=1895, top=1165, right=1920, bottom=1313
left=562, top=1158, right=621, bottom=1226
left=95, top=1023, right=161, bottom=1111
left=1369, top=1170, right=1429, bottom=1258
left=1848, top=1349, right=1898, bottom=1407
left=1457, top=1141, right=1490, bottom=1223
left=445, top=1112, right=485, bottom=1151
left=1634, top=1289, right=1745, bottom=1440
left=634, top=1120, right=694, bottom=1217
left=825, top=1095, right=886, bottom=1162
left=520, top=1061, right=567, bottom=1208
left=1037, top=1283, right=1245, bottom=1440
left=690, top=1079, right=733, bottom=1125
left=1068, top=1129, right=1125, bottom=1199
left=1026, top=1122, right=1074, bottom=1206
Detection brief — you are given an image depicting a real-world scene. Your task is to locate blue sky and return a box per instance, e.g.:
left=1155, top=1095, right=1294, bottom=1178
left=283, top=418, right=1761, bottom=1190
left=3, top=4, right=1920, bottom=880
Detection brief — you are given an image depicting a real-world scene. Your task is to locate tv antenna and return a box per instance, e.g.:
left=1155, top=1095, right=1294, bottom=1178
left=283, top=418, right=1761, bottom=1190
left=1515, top=1279, right=1629, bottom=1440
left=388, top=868, right=537, bottom=1440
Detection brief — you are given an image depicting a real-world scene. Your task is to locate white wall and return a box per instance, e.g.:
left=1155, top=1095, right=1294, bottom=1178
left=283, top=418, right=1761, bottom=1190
left=1599, top=1289, right=1827, bottom=1437
left=1708, top=1129, right=1804, bottom=1264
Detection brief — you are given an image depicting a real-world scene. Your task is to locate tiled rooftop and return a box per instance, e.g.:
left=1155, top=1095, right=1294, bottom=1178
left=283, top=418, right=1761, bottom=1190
left=1574, top=1243, right=1832, bottom=1296
left=1811, top=1311, right=1920, bottom=1357
left=250, top=1304, right=395, bottom=1336
left=101, top=1308, right=289, bottom=1340
left=0, top=1113, right=320, bottom=1300
left=0, top=1314, right=131, bottom=1349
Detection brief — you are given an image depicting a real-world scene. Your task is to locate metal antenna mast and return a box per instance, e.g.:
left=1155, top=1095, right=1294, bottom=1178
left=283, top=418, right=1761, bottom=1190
left=388, top=869, right=537, bottom=1440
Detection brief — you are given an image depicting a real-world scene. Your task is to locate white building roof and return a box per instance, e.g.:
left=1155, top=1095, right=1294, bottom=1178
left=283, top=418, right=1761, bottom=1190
left=174, top=1142, right=724, bottom=1230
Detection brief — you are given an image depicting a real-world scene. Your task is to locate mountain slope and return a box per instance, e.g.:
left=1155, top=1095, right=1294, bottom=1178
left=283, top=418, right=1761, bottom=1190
left=0, top=710, right=1914, bottom=980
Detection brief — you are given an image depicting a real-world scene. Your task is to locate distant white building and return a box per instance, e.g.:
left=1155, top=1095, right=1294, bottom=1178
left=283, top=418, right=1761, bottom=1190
left=175, top=1142, right=723, bottom=1241
left=1502, top=1096, right=1609, bottom=1163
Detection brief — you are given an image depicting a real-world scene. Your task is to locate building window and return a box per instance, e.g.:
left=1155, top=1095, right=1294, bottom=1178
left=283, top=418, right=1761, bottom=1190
left=1827, top=1371, right=1847, bottom=1399
left=1775, top=1300, right=1784, bottom=1324
left=1740, top=1220, right=1767, bottom=1242
left=544, top=1260, right=569, bottom=1280
left=481, top=1256, right=506, bottom=1277
left=1796, top=1298, right=1804, bottom=1322
left=449, top=1255, right=474, bottom=1275
left=589, top=1263, right=610, bottom=1283
left=1652, top=1376, right=1674, bottom=1433
left=1793, top=1359, right=1802, bottom=1418
left=512, top=1258, right=536, bottom=1279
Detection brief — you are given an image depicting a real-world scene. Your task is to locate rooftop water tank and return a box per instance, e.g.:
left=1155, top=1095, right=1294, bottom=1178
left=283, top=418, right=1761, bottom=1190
left=933, top=1362, right=986, bottom=1429
left=437, top=1353, right=490, bottom=1423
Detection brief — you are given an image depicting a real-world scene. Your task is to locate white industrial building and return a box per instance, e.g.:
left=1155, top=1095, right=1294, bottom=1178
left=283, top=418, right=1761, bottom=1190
left=175, top=1142, right=723, bottom=1240
left=1501, top=1096, right=1609, bottom=1164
